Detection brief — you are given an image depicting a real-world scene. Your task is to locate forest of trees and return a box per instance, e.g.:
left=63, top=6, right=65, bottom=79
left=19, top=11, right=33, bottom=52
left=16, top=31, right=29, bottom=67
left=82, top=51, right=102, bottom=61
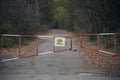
left=0, top=0, right=120, bottom=35
left=0, top=0, right=53, bottom=34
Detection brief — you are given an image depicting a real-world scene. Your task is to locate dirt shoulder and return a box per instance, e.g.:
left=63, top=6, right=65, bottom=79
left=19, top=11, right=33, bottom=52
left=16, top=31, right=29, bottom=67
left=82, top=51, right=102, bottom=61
left=76, top=39, right=120, bottom=70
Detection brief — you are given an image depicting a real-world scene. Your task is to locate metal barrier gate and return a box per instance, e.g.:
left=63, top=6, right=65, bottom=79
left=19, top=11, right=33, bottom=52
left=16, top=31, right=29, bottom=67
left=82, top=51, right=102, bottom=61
left=0, top=34, right=72, bottom=62
left=1, top=33, right=119, bottom=62
left=80, top=33, right=120, bottom=56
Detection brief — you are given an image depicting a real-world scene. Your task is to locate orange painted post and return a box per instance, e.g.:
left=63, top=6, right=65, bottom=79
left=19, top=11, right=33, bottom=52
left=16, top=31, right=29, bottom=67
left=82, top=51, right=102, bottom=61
left=53, top=36, right=55, bottom=52
left=97, top=34, right=100, bottom=50
left=80, top=35, right=83, bottom=48
left=0, top=34, right=2, bottom=62
left=70, top=37, right=72, bottom=50
left=19, top=36, right=21, bottom=59
left=114, top=34, right=117, bottom=53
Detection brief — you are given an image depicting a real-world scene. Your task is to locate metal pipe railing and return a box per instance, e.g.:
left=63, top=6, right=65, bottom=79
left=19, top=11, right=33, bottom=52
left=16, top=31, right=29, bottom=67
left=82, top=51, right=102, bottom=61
left=0, top=34, right=72, bottom=62
left=80, top=33, right=120, bottom=56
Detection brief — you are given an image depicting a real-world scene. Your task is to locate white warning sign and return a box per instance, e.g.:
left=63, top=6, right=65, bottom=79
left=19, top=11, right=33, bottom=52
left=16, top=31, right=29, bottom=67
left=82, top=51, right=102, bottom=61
left=54, top=37, right=66, bottom=47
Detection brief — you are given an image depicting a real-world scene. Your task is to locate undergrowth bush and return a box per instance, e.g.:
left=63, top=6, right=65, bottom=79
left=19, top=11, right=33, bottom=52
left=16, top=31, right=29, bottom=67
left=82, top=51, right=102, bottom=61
left=100, top=36, right=114, bottom=48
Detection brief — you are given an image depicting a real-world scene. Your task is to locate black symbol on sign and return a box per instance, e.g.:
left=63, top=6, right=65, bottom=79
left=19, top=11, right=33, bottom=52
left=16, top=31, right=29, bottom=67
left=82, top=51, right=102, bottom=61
left=57, top=39, right=63, bottom=45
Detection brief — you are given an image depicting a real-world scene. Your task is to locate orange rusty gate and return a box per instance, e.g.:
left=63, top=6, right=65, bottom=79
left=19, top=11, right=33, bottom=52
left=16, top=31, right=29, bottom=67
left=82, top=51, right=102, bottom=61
left=0, top=34, right=73, bottom=62
left=80, top=33, right=120, bottom=56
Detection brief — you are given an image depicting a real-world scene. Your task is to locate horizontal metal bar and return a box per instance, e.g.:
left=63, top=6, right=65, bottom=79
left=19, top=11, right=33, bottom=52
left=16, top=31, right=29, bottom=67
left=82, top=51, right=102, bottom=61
left=99, top=33, right=114, bottom=35
left=3, top=34, right=37, bottom=37
left=2, top=57, right=19, bottom=62
left=20, top=35, right=37, bottom=37
left=81, top=33, right=116, bottom=36
left=54, top=36, right=73, bottom=38
left=99, top=50, right=115, bottom=55
left=3, top=34, right=20, bottom=37
left=80, top=34, right=98, bottom=36
left=38, top=35, right=54, bottom=38
left=38, top=51, right=54, bottom=56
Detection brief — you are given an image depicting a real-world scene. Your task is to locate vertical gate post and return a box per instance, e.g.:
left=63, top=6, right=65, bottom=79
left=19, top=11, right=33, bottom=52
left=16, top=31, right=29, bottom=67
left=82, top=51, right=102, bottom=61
left=70, top=37, right=72, bottom=50
left=0, top=34, right=2, bottom=62
left=35, top=36, right=39, bottom=55
left=97, top=34, right=100, bottom=50
left=19, top=36, right=22, bottom=59
left=53, top=36, right=55, bottom=52
left=114, top=34, right=117, bottom=53
left=80, top=35, right=83, bottom=48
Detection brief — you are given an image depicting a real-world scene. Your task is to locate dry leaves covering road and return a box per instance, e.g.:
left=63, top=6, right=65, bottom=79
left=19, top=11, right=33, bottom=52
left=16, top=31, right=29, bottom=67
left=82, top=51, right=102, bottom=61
left=77, top=41, right=120, bottom=70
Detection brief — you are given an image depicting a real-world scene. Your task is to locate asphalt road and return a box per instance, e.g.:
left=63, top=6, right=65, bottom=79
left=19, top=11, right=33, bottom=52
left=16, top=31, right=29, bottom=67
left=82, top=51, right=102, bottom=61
left=0, top=30, right=120, bottom=80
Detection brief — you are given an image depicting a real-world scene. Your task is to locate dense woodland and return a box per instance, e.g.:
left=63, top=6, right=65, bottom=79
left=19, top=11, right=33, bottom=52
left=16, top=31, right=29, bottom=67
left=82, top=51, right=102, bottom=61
left=0, top=0, right=120, bottom=35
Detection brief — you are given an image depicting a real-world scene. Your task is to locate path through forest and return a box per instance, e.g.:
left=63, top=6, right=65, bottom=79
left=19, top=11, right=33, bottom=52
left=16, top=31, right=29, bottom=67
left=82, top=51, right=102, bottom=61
left=0, top=30, right=120, bottom=80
